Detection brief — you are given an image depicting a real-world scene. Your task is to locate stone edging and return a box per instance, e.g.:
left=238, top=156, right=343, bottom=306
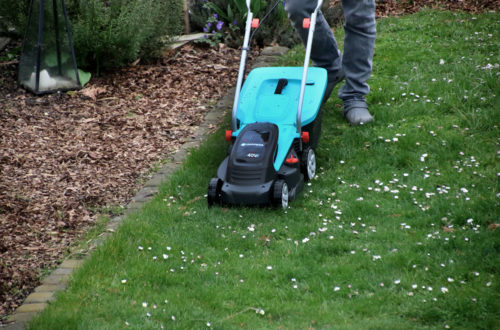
left=2, top=45, right=288, bottom=329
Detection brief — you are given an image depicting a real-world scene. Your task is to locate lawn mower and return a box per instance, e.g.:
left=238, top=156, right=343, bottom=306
left=207, top=0, right=327, bottom=209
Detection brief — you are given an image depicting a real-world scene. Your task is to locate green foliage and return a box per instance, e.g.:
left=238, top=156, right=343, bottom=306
left=252, top=0, right=297, bottom=47
left=195, top=0, right=297, bottom=48
left=204, top=0, right=266, bottom=26
left=78, top=69, right=91, bottom=86
left=197, top=13, right=240, bottom=47
left=0, top=0, right=30, bottom=37
left=67, top=0, right=183, bottom=73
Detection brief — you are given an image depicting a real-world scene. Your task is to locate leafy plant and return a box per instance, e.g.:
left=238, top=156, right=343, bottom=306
left=67, top=0, right=183, bottom=73
left=77, top=69, right=91, bottom=86
left=204, top=0, right=266, bottom=28
left=0, top=0, right=30, bottom=38
left=197, top=0, right=296, bottom=48
left=198, top=13, right=240, bottom=47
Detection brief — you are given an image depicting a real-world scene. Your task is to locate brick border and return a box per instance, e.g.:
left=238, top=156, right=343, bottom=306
left=1, top=46, right=288, bottom=329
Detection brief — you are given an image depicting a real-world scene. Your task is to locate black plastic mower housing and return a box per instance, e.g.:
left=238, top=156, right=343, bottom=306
left=225, top=122, right=279, bottom=185
left=215, top=122, right=304, bottom=206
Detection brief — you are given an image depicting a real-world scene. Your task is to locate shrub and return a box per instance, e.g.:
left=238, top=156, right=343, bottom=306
left=251, top=1, right=299, bottom=48
left=188, top=0, right=212, bottom=31
left=0, top=0, right=30, bottom=37
left=67, top=0, right=183, bottom=73
left=193, top=0, right=298, bottom=48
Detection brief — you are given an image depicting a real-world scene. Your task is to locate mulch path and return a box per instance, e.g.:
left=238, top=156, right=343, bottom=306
left=0, top=0, right=498, bottom=322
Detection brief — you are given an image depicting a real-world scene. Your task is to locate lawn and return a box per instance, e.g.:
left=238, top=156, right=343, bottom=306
left=29, top=10, right=499, bottom=329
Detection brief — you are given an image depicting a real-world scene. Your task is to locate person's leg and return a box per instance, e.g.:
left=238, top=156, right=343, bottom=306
left=339, top=0, right=376, bottom=125
left=338, top=0, right=376, bottom=100
left=283, top=0, right=343, bottom=84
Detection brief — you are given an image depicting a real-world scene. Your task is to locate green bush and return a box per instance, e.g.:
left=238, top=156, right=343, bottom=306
left=67, top=0, right=183, bottom=72
left=0, top=0, right=30, bottom=37
left=189, top=0, right=212, bottom=31
left=192, top=0, right=298, bottom=48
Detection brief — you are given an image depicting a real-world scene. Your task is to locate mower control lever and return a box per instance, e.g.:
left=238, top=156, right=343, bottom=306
left=274, top=79, right=288, bottom=95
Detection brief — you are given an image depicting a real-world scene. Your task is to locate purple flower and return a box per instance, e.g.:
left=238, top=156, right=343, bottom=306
left=216, top=21, right=224, bottom=31
left=203, top=27, right=208, bottom=32
left=207, top=22, right=212, bottom=27
left=213, top=13, right=218, bottom=19
left=233, top=20, right=238, bottom=26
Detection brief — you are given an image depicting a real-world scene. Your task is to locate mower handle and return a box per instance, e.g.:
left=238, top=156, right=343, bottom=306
left=231, top=0, right=324, bottom=135
left=296, top=0, right=323, bottom=134
left=231, top=0, right=254, bottom=131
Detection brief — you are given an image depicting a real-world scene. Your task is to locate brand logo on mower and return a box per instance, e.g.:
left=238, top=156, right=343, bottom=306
left=241, top=143, right=264, bottom=147
left=246, top=153, right=260, bottom=158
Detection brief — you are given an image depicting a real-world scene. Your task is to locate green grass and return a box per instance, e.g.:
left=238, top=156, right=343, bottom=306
left=29, top=10, right=499, bottom=329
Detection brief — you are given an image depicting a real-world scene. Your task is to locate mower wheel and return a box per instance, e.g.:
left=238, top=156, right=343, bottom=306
left=207, top=178, right=223, bottom=207
left=301, top=147, right=316, bottom=181
left=272, top=180, right=289, bottom=210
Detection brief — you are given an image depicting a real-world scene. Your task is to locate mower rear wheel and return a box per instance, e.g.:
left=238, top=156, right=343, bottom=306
left=272, top=180, right=289, bottom=210
left=301, top=147, right=316, bottom=181
left=207, top=178, right=222, bottom=207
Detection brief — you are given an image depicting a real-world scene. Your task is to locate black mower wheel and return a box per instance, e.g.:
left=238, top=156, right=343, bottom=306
left=272, top=180, right=289, bottom=210
left=301, top=147, right=316, bottom=181
left=207, top=178, right=222, bottom=207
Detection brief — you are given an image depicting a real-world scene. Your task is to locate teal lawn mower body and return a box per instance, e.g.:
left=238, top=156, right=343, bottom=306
left=208, top=0, right=327, bottom=209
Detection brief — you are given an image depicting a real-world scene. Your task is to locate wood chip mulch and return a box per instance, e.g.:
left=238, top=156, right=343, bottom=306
left=374, top=0, right=498, bottom=16
left=0, top=44, right=253, bottom=321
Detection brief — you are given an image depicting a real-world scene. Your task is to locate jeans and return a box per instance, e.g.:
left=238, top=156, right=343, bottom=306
left=283, top=0, right=376, bottom=100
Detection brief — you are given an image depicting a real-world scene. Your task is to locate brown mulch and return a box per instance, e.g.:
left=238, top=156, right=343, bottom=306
left=374, top=0, right=499, bottom=16
left=0, top=44, right=251, bottom=321
left=1, top=0, right=498, bottom=323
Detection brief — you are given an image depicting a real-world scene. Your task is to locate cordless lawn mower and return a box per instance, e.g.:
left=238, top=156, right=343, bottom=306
left=207, top=0, right=327, bottom=209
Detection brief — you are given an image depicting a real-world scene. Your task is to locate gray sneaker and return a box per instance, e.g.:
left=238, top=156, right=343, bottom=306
left=342, top=99, right=374, bottom=125
left=322, top=70, right=345, bottom=104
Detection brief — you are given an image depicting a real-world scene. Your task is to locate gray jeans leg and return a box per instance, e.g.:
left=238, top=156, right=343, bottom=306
left=283, top=0, right=343, bottom=79
left=283, top=0, right=376, bottom=100
left=340, top=0, right=376, bottom=100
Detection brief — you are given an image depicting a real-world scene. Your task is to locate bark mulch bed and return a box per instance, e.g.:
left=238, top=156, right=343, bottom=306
left=1, top=0, right=498, bottom=322
left=373, top=0, right=498, bottom=16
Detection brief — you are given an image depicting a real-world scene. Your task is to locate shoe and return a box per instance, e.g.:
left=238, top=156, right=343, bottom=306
left=342, top=99, right=374, bottom=125
left=322, top=70, right=345, bottom=104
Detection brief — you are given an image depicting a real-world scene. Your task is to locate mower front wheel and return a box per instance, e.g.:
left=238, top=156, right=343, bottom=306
left=272, top=179, right=289, bottom=210
left=207, top=178, right=223, bottom=207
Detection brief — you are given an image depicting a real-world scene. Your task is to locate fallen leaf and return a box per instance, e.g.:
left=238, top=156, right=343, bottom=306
left=442, top=226, right=454, bottom=233
left=80, top=86, right=107, bottom=100
left=488, top=223, right=500, bottom=231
